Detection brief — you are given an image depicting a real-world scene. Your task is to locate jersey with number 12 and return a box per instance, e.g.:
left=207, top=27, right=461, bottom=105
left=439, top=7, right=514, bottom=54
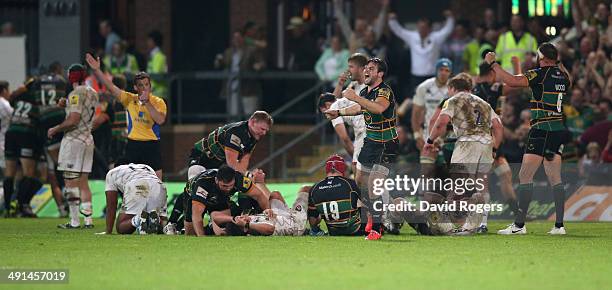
left=64, top=85, right=99, bottom=144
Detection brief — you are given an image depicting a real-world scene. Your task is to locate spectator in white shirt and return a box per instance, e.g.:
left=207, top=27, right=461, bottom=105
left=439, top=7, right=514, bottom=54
left=388, top=10, right=454, bottom=99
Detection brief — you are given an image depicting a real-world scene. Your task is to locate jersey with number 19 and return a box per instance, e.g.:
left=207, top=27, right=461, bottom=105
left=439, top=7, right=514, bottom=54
left=57, top=85, right=99, bottom=174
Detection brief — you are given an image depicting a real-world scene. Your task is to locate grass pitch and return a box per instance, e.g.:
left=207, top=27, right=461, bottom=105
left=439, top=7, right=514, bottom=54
left=1, top=219, right=611, bottom=290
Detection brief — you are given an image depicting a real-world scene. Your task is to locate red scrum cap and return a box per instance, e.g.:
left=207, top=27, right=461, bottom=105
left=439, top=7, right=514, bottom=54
left=325, top=154, right=347, bottom=174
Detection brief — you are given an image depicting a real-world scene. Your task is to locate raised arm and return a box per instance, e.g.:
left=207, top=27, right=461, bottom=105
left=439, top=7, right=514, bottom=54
left=372, top=0, right=389, bottom=41
left=333, top=0, right=353, bottom=44
left=485, top=52, right=529, bottom=88
left=388, top=13, right=417, bottom=46
left=431, top=10, right=455, bottom=44
left=85, top=53, right=123, bottom=97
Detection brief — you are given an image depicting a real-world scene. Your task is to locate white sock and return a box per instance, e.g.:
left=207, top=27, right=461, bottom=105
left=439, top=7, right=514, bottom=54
left=480, top=211, right=489, bottom=226
left=68, top=201, right=80, bottom=227
left=81, top=201, right=93, bottom=225
left=131, top=215, right=141, bottom=228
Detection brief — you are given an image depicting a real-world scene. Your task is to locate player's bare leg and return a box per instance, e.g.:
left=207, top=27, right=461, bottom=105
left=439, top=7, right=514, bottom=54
left=115, top=213, right=138, bottom=234
left=184, top=221, right=195, bottom=236
left=543, top=154, right=566, bottom=234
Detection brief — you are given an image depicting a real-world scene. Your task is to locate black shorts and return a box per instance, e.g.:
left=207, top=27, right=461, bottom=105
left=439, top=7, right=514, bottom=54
left=40, top=114, right=65, bottom=148
left=358, top=138, right=399, bottom=169
left=109, top=138, right=127, bottom=164
left=116, top=140, right=162, bottom=170
left=5, top=131, right=42, bottom=160
left=525, top=129, right=571, bottom=160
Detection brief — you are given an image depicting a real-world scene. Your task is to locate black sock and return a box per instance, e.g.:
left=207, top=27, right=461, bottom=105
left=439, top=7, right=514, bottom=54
left=553, top=183, right=565, bottom=228
left=28, top=178, right=42, bottom=203
left=514, top=183, right=533, bottom=228
left=169, top=190, right=187, bottom=224
left=369, top=196, right=383, bottom=232
left=17, top=178, right=32, bottom=206
left=3, top=177, right=14, bottom=210
left=507, top=198, right=519, bottom=214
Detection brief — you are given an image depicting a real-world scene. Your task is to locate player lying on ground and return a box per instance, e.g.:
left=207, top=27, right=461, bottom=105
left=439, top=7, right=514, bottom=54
left=167, top=111, right=273, bottom=231
left=211, top=183, right=310, bottom=236
left=308, top=155, right=367, bottom=236
left=393, top=191, right=486, bottom=236
left=186, top=165, right=269, bottom=236
left=102, top=164, right=170, bottom=235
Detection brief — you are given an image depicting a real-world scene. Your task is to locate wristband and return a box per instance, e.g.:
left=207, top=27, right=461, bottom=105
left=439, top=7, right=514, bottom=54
left=426, top=138, right=434, bottom=144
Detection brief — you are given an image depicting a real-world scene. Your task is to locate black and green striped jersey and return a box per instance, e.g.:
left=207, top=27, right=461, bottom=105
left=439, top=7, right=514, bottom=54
left=8, top=78, right=43, bottom=134
left=188, top=168, right=254, bottom=213
left=523, top=66, right=570, bottom=131
left=359, top=82, right=398, bottom=142
left=308, top=176, right=361, bottom=236
left=191, top=121, right=258, bottom=168
left=38, top=74, right=68, bottom=123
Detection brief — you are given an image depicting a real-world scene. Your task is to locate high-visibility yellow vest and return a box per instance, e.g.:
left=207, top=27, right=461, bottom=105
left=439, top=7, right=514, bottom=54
left=495, top=31, right=537, bottom=71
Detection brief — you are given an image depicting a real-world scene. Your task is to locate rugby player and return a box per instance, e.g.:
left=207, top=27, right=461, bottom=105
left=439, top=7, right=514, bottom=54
left=4, top=75, right=51, bottom=217
left=102, top=163, right=168, bottom=235
left=308, top=155, right=366, bottom=236
left=424, top=75, right=503, bottom=234
left=167, top=111, right=272, bottom=230
left=320, top=53, right=367, bottom=175
left=85, top=53, right=166, bottom=179
left=412, top=58, right=452, bottom=177
left=49, top=64, right=99, bottom=228
left=185, top=165, right=269, bottom=236
left=470, top=62, right=520, bottom=233
left=215, top=182, right=309, bottom=236
left=325, top=58, right=398, bottom=240
left=486, top=43, right=572, bottom=235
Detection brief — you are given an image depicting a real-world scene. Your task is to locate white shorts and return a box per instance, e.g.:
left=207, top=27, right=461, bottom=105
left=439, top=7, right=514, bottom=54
left=450, top=141, right=494, bottom=174
left=187, top=165, right=206, bottom=181
left=0, top=150, right=4, bottom=168
left=120, top=179, right=168, bottom=217
left=249, top=199, right=307, bottom=236
left=57, top=139, right=94, bottom=173
left=353, top=136, right=364, bottom=169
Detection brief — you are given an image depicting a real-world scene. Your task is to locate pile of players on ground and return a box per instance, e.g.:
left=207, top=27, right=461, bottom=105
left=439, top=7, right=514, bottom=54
left=105, top=46, right=571, bottom=238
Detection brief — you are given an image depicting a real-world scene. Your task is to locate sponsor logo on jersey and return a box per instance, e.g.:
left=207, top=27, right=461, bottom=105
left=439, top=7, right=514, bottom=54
left=230, top=134, right=242, bottom=148
left=70, top=94, right=79, bottom=105
left=196, top=186, right=208, bottom=198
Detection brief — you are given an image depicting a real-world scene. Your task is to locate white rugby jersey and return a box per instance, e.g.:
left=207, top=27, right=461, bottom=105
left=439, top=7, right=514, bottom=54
left=439, top=92, right=500, bottom=145
left=329, top=81, right=367, bottom=143
left=413, top=77, right=448, bottom=139
left=105, top=164, right=160, bottom=193
left=0, top=97, right=13, bottom=152
left=64, top=85, right=99, bottom=144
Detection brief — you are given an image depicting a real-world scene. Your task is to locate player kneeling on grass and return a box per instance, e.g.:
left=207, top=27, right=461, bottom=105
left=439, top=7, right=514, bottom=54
left=214, top=182, right=310, bottom=236
left=308, top=155, right=366, bottom=236
left=186, top=165, right=270, bottom=236
left=102, top=164, right=170, bottom=235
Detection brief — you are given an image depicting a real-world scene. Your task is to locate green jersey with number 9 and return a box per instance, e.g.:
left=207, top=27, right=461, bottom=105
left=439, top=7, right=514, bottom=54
left=523, top=66, right=570, bottom=131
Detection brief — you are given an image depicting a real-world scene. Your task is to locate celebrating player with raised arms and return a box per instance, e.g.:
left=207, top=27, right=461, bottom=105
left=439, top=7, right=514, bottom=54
left=486, top=43, right=572, bottom=235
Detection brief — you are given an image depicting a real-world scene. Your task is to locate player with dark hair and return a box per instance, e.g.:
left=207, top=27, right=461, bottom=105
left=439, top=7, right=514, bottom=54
left=86, top=53, right=167, bottom=179
left=325, top=58, right=398, bottom=240
left=486, top=43, right=572, bottom=235
left=49, top=64, right=99, bottom=228
left=185, top=165, right=269, bottom=236
left=308, top=155, right=365, bottom=236
left=166, top=111, right=272, bottom=232
left=3, top=73, right=56, bottom=217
